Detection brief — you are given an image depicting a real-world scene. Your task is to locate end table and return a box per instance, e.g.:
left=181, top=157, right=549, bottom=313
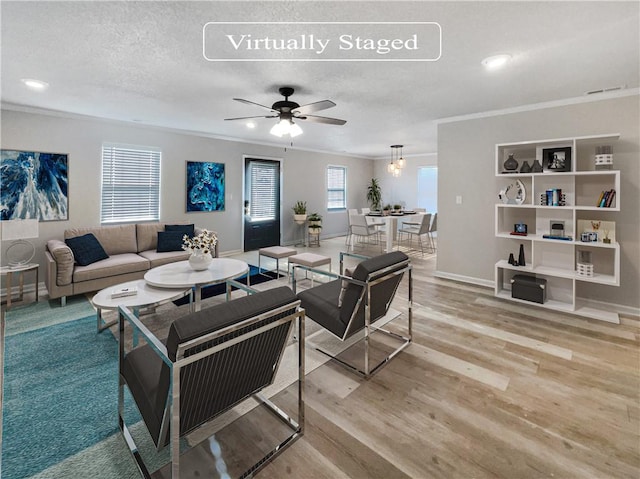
left=1, top=263, right=39, bottom=308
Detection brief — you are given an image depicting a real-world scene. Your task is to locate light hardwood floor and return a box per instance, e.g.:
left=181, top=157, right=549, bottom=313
left=237, top=236, right=640, bottom=479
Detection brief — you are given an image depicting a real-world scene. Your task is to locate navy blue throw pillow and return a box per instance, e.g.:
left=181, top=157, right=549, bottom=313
left=165, top=224, right=195, bottom=238
left=65, top=233, right=109, bottom=266
left=157, top=231, right=185, bottom=252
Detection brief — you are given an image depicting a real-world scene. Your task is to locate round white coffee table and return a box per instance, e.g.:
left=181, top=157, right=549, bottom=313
left=144, top=258, right=250, bottom=312
left=92, top=279, right=192, bottom=332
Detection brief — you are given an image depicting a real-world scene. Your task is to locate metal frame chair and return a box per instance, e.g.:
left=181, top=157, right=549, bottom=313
left=427, top=212, right=437, bottom=252
left=118, top=284, right=305, bottom=478
left=347, top=214, right=382, bottom=251
left=293, top=251, right=412, bottom=378
left=397, top=213, right=432, bottom=256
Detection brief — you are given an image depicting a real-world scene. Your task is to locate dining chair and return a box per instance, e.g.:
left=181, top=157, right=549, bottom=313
left=348, top=214, right=381, bottom=250
left=427, top=212, right=437, bottom=252
left=397, top=213, right=432, bottom=256
left=345, top=209, right=359, bottom=244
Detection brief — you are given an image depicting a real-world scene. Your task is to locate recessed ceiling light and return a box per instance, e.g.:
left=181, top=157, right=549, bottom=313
left=21, top=78, right=49, bottom=91
left=246, top=121, right=256, bottom=129
left=481, top=54, right=512, bottom=70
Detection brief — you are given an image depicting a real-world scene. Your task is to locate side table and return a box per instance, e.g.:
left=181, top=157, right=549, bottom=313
left=1, top=263, right=39, bottom=308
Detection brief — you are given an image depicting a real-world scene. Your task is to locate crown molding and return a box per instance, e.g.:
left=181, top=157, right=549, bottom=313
left=436, top=87, right=640, bottom=125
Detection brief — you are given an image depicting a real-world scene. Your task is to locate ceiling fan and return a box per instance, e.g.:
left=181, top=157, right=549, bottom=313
left=224, top=87, right=347, bottom=138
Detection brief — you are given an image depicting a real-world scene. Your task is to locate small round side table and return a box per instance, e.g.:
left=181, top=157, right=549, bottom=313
left=1, top=263, right=39, bottom=308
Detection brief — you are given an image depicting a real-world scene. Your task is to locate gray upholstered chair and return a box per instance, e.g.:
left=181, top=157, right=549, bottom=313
left=294, top=251, right=412, bottom=378
left=118, top=285, right=305, bottom=478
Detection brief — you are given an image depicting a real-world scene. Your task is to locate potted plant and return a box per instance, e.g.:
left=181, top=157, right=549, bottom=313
left=292, top=201, right=307, bottom=224
left=366, top=178, right=382, bottom=211
left=307, top=212, right=322, bottom=225
left=383, top=204, right=391, bottom=216
left=308, top=223, right=322, bottom=234
left=307, top=212, right=322, bottom=233
left=393, top=204, right=402, bottom=213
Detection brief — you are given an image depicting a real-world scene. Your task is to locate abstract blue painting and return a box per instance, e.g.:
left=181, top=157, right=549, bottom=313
left=0, top=150, right=69, bottom=221
left=186, top=161, right=225, bottom=212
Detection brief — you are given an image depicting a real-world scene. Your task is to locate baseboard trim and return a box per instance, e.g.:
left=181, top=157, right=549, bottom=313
left=219, top=249, right=243, bottom=258
left=433, top=271, right=494, bottom=289
left=579, top=298, right=640, bottom=318
left=434, top=271, right=640, bottom=318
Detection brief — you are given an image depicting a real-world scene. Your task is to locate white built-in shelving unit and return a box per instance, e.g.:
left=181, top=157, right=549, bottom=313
left=494, top=134, right=621, bottom=323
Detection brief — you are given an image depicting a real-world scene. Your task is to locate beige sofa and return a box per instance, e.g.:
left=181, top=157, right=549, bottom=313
left=45, top=223, right=218, bottom=305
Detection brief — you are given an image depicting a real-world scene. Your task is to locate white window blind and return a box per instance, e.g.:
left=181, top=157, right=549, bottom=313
left=101, top=144, right=161, bottom=224
left=327, top=166, right=346, bottom=210
left=249, top=161, right=278, bottom=221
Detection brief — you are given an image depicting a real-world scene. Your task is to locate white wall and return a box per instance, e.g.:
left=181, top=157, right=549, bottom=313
left=0, top=109, right=374, bottom=275
left=437, top=94, right=640, bottom=310
left=372, top=153, right=438, bottom=210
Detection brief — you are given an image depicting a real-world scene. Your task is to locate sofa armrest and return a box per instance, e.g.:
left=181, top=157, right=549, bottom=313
left=46, top=239, right=74, bottom=286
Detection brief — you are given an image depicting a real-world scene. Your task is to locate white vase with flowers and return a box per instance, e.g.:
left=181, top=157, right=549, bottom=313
left=182, top=229, right=218, bottom=271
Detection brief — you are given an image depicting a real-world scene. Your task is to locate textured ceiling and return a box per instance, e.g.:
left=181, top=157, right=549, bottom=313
left=1, top=1, right=638, bottom=158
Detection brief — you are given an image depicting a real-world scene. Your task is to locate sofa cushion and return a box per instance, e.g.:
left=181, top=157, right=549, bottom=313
left=138, top=249, right=190, bottom=268
left=65, top=234, right=109, bottom=266
left=165, top=223, right=195, bottom=238
left=65, top=225, right=137, bottom=256
left=136, top=223, right=165, bottom=253
left=156, top=231, right=185, bottom=252
left=72, top=253, right=149, bottom=283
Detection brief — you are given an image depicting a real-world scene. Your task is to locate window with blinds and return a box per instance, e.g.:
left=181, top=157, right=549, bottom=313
left=100, top=144, right=161, bottom=224
left=327, top=165, right=346, bottom=210
left=249, top=161, right=279, bottom=221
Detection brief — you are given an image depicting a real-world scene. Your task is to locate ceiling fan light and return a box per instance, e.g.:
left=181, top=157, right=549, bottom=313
left=289, top=122, right=303, bottom=137
left=270, top=119, right=288, bottom=137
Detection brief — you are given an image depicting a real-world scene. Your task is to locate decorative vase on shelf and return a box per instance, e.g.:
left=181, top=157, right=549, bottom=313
left=188, top=251, right=212, bottom=271
left=518, top=244, right=526, bottom=267
left=503, top=154, right=518, bottom=172
left=520, top=161, right=532, bottom=173
left=532, top=159, right=543, bottom=172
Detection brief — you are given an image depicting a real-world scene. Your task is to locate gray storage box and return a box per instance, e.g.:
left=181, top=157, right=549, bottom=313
left=511, top=274, right=547, bottom=304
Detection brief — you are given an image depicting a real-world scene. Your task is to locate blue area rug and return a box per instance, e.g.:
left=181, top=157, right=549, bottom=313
left=2, top=315, right=139, bottom=479
left=172, top=264, right=281, bottom=306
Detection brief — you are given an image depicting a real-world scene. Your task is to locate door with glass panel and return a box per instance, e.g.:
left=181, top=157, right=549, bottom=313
left=244, top=158, right=281, bottom=251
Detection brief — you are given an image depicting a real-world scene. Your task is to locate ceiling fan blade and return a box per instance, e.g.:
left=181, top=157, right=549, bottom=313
left=293, top=100, right=336, bottom=115
left=233, top=98, right=276, bottom=112
left=299, top=114, right=347, bottom=125
left=224, top=115, right=278, bottom=121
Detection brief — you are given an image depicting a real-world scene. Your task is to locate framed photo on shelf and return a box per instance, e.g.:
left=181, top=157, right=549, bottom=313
left=543, top=147, right=572, bottom=172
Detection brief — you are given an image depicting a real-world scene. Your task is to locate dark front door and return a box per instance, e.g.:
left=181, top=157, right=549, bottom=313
left=244, top=158, right=281, bottom=251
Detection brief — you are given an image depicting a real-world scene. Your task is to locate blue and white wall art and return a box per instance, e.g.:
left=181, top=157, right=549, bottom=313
left=186, top=161, right=225, bottom=212
left=1, top=150, right=69, bottom=221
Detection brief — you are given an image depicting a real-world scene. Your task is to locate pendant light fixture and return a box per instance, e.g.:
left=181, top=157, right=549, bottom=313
left=388, top=145, right=404, bottom=177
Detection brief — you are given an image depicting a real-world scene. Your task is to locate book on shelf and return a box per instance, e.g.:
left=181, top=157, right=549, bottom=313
left=111, top=286, right=138, bottom=299
left=597, top=189, right=616, bottom=208
left=542, top=234, right=573, bottom=241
